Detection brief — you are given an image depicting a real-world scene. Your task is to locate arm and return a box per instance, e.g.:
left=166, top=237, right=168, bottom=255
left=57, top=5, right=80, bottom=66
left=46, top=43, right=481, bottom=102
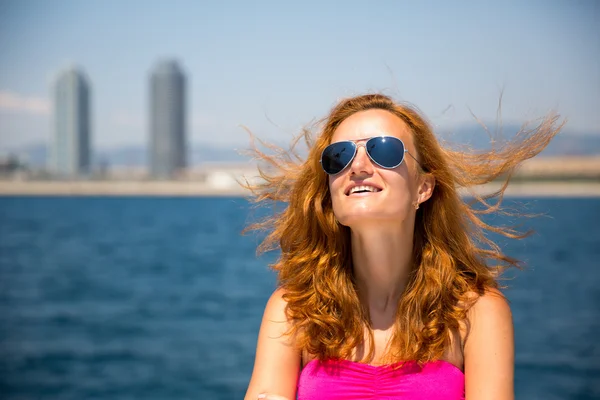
left=463, top=288, right=515, bottom=400
left=244, top=288, right=301, bottom=400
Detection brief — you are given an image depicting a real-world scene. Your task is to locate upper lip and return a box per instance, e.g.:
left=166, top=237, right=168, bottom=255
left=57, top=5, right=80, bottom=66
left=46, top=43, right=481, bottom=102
left=344, top=182, right=383, bottom=196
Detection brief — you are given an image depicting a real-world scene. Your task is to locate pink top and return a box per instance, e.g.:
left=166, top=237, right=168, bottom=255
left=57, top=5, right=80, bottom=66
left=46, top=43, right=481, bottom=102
left=297, top=359, right=465, bottom=400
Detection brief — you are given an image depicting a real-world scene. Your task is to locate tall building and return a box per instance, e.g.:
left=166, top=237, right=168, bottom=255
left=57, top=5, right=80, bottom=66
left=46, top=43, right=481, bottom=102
left=149, top=60, right=187, bottom=178
left=51, top=66, right=91, bottom=177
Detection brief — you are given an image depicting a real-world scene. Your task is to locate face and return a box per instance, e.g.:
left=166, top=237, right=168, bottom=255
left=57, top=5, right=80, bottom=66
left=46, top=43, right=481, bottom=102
left=328, top=109, right=426, bottom=229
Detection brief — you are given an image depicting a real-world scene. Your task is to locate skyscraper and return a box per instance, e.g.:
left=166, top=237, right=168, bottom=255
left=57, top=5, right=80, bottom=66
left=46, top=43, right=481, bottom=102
left=149, top=60, right=187, bottom=178
left=51, top=66, right=91, bottom=177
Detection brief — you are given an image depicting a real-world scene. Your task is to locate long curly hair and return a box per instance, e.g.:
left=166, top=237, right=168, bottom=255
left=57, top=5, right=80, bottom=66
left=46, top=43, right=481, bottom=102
left=244, top=93, right=563, bottom=364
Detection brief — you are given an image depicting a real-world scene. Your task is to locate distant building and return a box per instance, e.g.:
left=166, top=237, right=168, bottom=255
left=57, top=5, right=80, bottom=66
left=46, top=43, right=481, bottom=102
left=51, top=66, right=91, bottom=177
left=149, top=60, right=187, bottom=178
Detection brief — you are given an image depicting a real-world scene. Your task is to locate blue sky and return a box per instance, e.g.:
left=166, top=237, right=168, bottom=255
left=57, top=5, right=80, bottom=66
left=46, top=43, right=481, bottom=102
left=0, top=0, right=598, bottom=150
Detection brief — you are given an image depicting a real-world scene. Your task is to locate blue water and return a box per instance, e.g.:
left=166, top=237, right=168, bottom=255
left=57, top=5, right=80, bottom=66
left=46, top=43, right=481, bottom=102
left=0, top=197, right=598, bottom=400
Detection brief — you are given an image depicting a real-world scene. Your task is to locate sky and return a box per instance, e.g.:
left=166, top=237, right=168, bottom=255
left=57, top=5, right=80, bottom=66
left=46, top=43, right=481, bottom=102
left=0, top=0, right=598, bottom=151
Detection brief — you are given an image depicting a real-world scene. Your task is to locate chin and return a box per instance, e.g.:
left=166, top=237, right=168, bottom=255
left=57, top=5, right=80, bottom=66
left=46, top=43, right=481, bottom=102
left=334, top=196, right=415, bottom=226
left=333, top=195, right=409, bottom=225
left=336, top=209, right=406, bottom=228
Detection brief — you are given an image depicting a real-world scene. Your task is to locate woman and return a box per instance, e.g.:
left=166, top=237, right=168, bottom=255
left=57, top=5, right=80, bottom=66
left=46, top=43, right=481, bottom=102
left=244, top=94, right=562, bottom=399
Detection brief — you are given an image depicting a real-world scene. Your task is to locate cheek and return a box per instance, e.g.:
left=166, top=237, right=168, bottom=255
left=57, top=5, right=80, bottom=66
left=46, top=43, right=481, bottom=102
left=328, top=175, right=344, bottom=196
left=385, top=170, right=414, bottom=195
left=328, top=176, right=345, bottom=214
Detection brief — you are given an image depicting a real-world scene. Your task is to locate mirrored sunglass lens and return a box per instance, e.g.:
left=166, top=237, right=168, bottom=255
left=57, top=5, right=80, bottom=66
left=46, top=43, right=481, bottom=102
left=366, top=137, right=405, bottom=168
left=322, top=142, right=355, bottom=174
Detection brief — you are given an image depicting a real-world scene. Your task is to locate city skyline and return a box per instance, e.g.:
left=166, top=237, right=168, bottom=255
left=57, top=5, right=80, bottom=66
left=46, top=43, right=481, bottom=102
left=51, top=66, right=91, bottom=176
left=0, top=1, right=598, bottom=152
left=149, top=60, right=187, bottom=178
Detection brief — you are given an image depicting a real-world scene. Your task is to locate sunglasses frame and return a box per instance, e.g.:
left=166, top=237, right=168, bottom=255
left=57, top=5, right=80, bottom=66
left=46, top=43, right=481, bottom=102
left=320, top=136, right=421, bottom=176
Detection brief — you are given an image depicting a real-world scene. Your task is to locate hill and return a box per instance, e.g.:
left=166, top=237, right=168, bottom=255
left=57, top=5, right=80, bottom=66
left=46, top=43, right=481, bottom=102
left=3, top=124, right=599, bottom=168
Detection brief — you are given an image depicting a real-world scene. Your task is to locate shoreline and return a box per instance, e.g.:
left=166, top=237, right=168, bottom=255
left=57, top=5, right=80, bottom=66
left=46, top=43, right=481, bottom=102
left=1, top=180, right=600, bottom=198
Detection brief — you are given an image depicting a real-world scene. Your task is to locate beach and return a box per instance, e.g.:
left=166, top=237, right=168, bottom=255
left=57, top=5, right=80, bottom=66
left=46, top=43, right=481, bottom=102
left=1, top=179, right=600, bottom=198
left=1, top=156, right=599, bottom=198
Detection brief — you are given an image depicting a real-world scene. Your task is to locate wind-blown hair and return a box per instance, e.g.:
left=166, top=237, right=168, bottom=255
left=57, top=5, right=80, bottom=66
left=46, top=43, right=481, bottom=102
left=245, top=93, right=563, bottom=364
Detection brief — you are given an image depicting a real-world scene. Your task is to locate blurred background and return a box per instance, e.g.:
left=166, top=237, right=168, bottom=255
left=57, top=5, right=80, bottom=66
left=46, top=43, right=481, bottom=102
left=0, top=0, right=598, bottom=399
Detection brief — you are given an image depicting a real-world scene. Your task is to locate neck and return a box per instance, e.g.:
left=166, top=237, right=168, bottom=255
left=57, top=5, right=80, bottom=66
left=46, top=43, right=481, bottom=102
left=351, top=224, right=414, bottom=328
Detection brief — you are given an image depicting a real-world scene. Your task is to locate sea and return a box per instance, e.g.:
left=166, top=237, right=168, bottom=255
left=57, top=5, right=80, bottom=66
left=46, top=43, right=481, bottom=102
left=0, top=196, right=598, bottom=400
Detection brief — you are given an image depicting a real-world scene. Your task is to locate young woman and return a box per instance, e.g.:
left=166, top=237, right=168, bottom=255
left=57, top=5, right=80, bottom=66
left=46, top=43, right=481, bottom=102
left=244, top=94, right=562, bottom=400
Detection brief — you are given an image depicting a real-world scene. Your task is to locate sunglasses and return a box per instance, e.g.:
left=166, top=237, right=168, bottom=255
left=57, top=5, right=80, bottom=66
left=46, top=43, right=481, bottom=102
left=320, top=136, right=422, bottom=175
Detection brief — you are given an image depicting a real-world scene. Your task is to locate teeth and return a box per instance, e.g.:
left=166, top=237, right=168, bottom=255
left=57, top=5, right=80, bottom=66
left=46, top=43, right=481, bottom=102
left=349, top=185, right=381, bottom=194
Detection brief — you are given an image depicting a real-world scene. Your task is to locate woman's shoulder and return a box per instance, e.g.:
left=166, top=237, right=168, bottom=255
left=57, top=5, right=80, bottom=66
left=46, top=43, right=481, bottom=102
left=265, top=286, right=289, bottom=309
left=459, top=287, right=513, bottom=348
left=460, top=289, right=515, bottom=395
left=457, top=288, right=512, bottom=344
left=458, top=286, right=510, bottom=312
left=246, top=288, right=301, bottom=399
left=466, top=287, right=512, bottom=320
left=257, top=287, right=299, bottom=356
left=262, top=287, right=293, bottom=328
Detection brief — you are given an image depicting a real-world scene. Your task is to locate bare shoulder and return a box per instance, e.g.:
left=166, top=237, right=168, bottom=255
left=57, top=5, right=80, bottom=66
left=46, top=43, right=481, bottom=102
left=460, top=288, right=513, bottom=350
left=244, top=288, right=300, bottom=400
left=463, top=288, right=515, bottom=399
left=467, top=288, right=512, bottom=322
left=260, top=287, right=294, bottom=342
left=264, top=287, right=290, bottom=320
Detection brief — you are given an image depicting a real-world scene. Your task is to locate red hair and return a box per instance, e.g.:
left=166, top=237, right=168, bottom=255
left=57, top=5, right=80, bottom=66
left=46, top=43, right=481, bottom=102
left=245, top=93, right=563, bottom=363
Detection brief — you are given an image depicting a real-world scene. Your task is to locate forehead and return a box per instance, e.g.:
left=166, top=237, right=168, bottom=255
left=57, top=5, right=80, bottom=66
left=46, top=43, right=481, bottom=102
left=331, top=109, right=413, bottom=144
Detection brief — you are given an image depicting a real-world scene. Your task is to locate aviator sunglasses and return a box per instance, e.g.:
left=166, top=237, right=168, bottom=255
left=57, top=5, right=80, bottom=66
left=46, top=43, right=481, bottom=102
left=320, top=136, right=422, bottom=175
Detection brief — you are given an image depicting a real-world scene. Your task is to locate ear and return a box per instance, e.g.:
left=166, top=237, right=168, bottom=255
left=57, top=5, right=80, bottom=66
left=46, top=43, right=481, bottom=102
left=417, top=173, right=435, bottom=204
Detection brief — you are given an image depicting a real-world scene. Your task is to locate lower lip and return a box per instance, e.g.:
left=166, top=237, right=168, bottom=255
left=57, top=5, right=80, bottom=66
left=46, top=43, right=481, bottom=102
left=347, top=191, right=381, bottom=197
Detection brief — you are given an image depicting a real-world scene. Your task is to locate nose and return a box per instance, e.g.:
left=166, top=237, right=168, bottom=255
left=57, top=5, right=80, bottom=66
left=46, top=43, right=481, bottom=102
left=349, top=143, right=374, bottom=176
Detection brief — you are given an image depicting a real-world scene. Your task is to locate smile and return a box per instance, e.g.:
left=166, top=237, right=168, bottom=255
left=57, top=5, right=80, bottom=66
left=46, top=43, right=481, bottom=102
left=347, top=185, right=382, bottom=196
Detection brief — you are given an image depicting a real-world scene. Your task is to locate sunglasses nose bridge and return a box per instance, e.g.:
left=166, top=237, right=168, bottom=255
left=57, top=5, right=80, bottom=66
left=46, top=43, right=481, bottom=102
left=348, top=142, right=374, bottom=173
